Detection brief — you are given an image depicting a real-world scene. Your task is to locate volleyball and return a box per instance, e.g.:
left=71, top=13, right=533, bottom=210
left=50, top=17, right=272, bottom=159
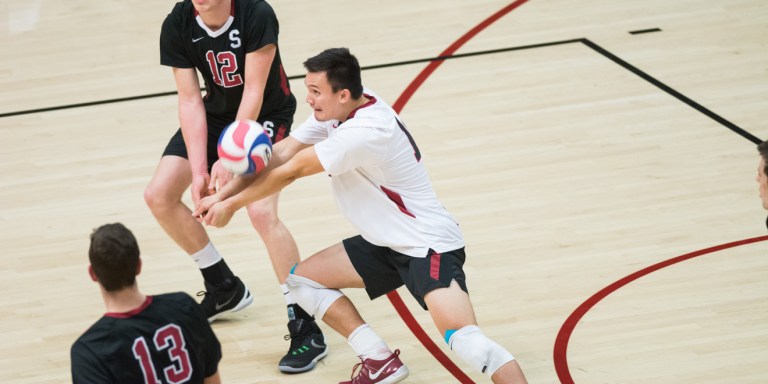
left=217, top=120, right=272, bottom=175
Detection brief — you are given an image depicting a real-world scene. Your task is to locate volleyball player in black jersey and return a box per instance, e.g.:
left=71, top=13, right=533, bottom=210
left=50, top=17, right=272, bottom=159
left=145, top=0, right=326, bottom=373
left=71, top=223, right=222, bottom=383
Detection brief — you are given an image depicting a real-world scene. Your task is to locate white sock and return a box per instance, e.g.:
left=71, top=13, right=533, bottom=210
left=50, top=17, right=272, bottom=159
left=348, top=324, right=391, bottom=361
left=190, top=242, right=222, bottom=269
left=281, top=284, right=297, bottom=306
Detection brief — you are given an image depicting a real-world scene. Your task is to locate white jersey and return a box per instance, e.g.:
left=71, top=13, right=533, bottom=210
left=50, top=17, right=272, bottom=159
left=291, top=89, right=464, bottom=257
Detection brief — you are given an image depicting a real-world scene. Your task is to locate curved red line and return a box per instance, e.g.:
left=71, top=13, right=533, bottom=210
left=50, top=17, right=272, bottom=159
left=553, top=235, right=768, bottom=384
left=391, top=0, right=531, bottom=113
left=386, top=1, right=530, bottom=383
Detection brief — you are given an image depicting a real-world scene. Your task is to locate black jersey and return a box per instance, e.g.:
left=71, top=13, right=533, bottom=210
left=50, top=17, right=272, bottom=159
left=71, top=293, right=221, bottom=384
left=160, top=0, right=294, bottom=118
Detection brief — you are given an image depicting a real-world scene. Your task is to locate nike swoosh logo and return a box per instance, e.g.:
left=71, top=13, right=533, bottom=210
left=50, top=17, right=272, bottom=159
left=310, top=339, right=326, bottom=349
left=215, top=293, right=236, bottom=310
left=192, top=37, right=204, bottom=43
left=368, top=357, right=396, bottom=380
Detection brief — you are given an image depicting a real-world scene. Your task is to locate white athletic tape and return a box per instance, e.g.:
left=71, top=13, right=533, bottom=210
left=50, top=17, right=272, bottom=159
left=286, top=274, right=343, bottom=320
left=448, top=325, right=515, bottom=376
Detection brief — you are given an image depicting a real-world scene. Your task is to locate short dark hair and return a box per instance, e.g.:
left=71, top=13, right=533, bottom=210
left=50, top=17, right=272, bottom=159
left=303, top=48, right=364, bottom=99
left=89, top=223, right=140, bottom=292
left=759, top=140, right=768, bottom=177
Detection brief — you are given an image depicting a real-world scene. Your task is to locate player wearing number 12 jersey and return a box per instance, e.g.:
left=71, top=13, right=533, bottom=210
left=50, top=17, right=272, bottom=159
left=71, top=223, right=221, bottom=383
left=149, top=0, right=328, bottom=373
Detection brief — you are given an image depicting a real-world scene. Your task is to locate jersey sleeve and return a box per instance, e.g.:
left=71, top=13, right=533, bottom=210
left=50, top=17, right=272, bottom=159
left=314, top=124, right=389, bottom=176
left=290, top=114, right=331, bottom=145
left=242, top=0, right=279, bottom=53
left=160, top=5, right=193, bottom=68
left=71, top=341, right=111, bottom=383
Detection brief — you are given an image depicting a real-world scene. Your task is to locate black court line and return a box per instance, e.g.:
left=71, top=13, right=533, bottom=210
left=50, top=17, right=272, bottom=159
left=629, top=27, right=662, bottom=35
left=0, top=39, right=582, bottom=119
left=1, top=37, right=762, bottom=145
left=580, top=38, right=762, bottom=144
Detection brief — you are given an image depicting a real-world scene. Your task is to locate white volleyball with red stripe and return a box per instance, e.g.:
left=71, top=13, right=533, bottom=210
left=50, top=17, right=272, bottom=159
left=217, top=119, right=272, bottom=175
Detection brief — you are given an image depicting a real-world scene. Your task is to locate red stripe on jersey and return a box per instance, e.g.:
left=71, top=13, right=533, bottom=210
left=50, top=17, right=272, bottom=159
left=274, top=123, right=287, bottom=143
left=429, top=251, right=442, bottom=280
left=279, top=64, right=290, bottom=96
left=347, top=94, right=377, bottom=119
left=380, top=186, right=415, bottom=218
left=105, top=296, right=154, bottom=319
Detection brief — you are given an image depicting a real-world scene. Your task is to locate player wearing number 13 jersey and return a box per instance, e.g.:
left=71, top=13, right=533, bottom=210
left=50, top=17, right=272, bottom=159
left=71, top=223, right=221, bottom=384
left=71, top=293, right=221, bottom=384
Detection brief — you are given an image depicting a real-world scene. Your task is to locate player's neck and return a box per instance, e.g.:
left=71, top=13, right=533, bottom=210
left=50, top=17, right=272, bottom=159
left=340, top=95, right=369, bottom=122
left=101, top=284, right=147, bottom=314
left=198, top=0, right=232, bottom=30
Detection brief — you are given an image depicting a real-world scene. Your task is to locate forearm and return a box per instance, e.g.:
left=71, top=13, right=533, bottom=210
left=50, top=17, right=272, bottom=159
left=229, top=163, right=299, bottom=210
left=235, top=86, right=264, bottom=121
left=179, top=97, right=208, bottom=175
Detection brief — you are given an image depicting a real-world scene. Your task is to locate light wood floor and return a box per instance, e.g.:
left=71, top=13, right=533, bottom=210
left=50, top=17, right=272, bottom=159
left=1, top=1, right=766, bottom=383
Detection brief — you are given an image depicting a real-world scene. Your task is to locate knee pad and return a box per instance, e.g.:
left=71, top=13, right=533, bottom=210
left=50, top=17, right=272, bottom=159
left=286, top=274, right=343, bottom=320
left=446, top=325, right=515, bottom=376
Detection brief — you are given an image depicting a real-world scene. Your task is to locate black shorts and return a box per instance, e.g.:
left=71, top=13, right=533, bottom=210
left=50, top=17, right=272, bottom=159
left=161, top=111, right=294, bottom=171
left=343, top=235, right=468, bottom=310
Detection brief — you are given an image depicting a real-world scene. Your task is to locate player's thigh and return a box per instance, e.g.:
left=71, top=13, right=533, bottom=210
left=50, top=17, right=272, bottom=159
left=294, top=242, right=365, bottom=289
left=424, top=280, right=478, bottom=336
left=146, top=155, right=192, bottom=200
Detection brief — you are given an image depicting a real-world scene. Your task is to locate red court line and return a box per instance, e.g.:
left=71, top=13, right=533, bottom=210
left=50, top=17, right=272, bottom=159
left=386, top=1, right=530, bottom=383
left=553, top=235, right=768, bottom=384
left=392, top=0, right=531, bottom=114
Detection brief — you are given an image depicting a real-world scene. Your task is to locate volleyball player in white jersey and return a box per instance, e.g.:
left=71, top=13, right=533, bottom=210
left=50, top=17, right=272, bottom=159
left=194, top=48, right=528, bottom=384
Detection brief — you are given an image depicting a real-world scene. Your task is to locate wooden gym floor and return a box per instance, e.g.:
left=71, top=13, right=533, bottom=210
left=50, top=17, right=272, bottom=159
left=1, top=1, right=766, bottom=383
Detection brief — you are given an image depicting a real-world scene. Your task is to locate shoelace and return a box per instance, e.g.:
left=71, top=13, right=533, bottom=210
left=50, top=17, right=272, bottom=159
left=348, top=359, right=366, bottom=380
left=283, top=322, right=313, bottom=352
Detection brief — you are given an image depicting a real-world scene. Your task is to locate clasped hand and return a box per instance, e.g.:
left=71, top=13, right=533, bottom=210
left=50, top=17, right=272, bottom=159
left=193, top=193, right=235, bottom=227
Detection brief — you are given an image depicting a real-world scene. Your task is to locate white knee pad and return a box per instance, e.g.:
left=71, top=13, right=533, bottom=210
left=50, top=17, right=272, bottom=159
left=286, top=274, right=343, bottom=320
left=447, top=325, right=515, bottom=377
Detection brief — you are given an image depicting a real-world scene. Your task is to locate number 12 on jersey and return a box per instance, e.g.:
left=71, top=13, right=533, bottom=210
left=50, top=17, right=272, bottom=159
left=205, top=50, right=243, bottom=88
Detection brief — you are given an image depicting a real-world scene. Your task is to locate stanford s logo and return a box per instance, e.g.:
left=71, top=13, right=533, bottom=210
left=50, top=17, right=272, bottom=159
left=229, top=29, right=241, bottom=48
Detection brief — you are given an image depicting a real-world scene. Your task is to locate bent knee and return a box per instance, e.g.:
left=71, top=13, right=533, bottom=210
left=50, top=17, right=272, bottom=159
left=143, top=181, right=182, bottom=213
left=246, top=203, right=279, bottom=228
left=447, top=325, right=515, bottom=377
left=286, top=274, right=343, bottom=320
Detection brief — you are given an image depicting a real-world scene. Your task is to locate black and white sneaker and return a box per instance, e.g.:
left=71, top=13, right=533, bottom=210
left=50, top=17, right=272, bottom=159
left=197, top=276, right=253, bottom=323
left=278, top=317, right=328, bottom=373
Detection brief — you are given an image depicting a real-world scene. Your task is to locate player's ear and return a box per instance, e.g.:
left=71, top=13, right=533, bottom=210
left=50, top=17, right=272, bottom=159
left=136, top=258, right=143, bottom=276
left=88, top=265, right=98, bottom=282
left=339, top=88, right=351, bottom=103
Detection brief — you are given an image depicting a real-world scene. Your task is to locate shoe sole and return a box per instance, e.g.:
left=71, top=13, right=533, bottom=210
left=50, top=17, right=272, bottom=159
left=278, top=347, right=329, bottom=373
left=208, top=287, right=254, bottom=323
left=381, top=366, right=409, bottom=384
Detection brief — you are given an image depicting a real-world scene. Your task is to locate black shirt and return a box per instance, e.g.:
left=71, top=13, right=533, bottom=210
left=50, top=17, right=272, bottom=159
left=160, top=0, right=294, bottom=119
left=71, top=293, right=221, bottom=384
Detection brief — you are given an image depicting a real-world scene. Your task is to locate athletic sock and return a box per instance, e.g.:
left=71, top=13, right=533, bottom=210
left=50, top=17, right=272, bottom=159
left=191, top=242, right=234, bottom=285
left=347, top=324, right=391, bottom=361
left=281, top=283, right=297, bottom=306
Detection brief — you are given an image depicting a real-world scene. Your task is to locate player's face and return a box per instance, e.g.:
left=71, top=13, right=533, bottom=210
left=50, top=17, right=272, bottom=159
left=304, top=71, right=345, bottom=122
left=758, top=158, right=768, bottom=209
left=192, top=0, right=227, bottom=14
